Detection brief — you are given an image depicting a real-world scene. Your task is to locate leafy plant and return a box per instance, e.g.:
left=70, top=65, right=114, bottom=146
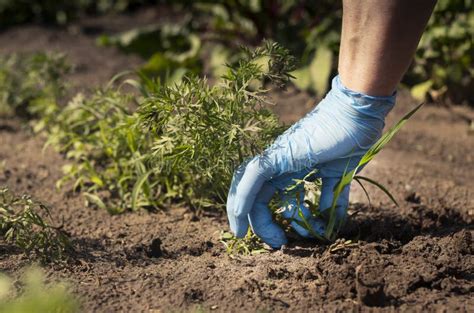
left=47, top=91, right=158, bottom=214
left=166, top=0, right=342, bottom=96
left=97, top=24, right=202, bottom=85
left=138, top=40, right=293, bottom=209
left=0, top=267, right=79, bottom=313
left=221, top=230, right=267, bottom=256
left=0, top=187, right=71, bottom=262
left=0, top=53, right=69, bottom=125
left=37, top=41, right=292, bottom=213
left=408, top=0, right=473, bottom=103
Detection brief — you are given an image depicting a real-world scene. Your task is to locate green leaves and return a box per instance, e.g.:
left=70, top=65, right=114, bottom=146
left=1, top=43, right=291, bottom=214
left=0, top=53, right=69, bottom=121
left=136, top=41, right=291, bottom=209
left=131, top=170, right=153, bottom=211
left=324, top=103, right=424, bottom=240
left=0, top=187, right=71, bottom=262
left=354, top=175, right=399, bottom=208
left=220, top=230, right=268, bottom=256
left=46, top=90, right=158, bottom=213
left=98, top=24, right=202, bottom=85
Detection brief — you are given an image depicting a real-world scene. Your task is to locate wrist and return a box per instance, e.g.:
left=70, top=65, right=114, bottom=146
left=330, top=75, right=397, bottom=120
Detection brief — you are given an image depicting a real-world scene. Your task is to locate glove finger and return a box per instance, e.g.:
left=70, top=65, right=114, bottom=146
left=233, top=156, right=273, bottom=217
left=226, top=160, right=251, bottom=237
left=319, top=177, right=351, bottom=224
left=248, top=183, right=287, bottom=248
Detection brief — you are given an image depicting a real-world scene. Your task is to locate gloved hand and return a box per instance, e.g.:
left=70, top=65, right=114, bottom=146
left=226, top=75, right=396, bottom=248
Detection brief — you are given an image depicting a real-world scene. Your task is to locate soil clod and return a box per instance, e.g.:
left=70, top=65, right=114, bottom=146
left=147, top=238, right=163, bottom=258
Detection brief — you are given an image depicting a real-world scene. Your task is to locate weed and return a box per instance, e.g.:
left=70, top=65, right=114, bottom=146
left=138, top=40, right=293, bottom=209
left=5, top=42, right=292, bottom=213
left=47, top=90, right=158, bottom=213
left=324, top=103, right=424, bottom=240
left=0, top=187, right=71, bottom=262
left=220, top=230, right=267, bottom=256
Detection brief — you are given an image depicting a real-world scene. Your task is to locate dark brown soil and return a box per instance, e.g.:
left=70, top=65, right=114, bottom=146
left=1, top=10, right=473, bottom=313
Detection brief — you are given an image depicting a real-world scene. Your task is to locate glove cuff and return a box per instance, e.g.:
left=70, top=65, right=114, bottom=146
left=331, top=75, right=397, bottom=120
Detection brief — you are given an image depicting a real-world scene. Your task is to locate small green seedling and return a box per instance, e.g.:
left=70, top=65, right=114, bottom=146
left=0, top=187, right=71, bottom=262
left=220, top=229, right=268, bottom=256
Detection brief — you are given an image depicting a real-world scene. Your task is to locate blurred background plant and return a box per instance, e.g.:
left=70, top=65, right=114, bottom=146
left=0, top=53, right=70, bottom=125
left=166, top=0, right=472, bottom=103
left=407, top=0, right=473, bottom=103
left=0, top=267, right=79, bottom=313
left=1, top=0, right=470, bottom=104
left=0, top=0, right=153, bottom=27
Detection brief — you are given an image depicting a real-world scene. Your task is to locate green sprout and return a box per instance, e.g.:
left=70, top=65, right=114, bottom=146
left=220, top=229, right=267, bottom=256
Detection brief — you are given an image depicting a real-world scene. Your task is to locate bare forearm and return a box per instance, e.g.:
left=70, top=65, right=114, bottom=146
left=338, top=0, right=437, bottom=96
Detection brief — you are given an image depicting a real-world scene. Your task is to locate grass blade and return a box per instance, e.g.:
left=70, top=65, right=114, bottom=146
left=325, top=103, right=424, bottom=239
left=353, top=176, right=372, bottom=208
left=354, top=175, right=399, bottom=207
left=131, top=170, right=153, bottom=211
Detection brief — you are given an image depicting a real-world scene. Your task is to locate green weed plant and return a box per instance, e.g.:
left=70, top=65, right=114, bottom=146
left=137, top=41, right=293, bottom=209
left=38, top=41, right=292, bottom=212
left=0, top=188, right=71, bottom=262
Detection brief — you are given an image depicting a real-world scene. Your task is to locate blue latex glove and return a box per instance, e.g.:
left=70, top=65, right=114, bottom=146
left=227, top=75, right=396, bottom=248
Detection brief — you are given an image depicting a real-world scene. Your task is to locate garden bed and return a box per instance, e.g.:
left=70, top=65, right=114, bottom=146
left=0, top=10, right=473, bottom=312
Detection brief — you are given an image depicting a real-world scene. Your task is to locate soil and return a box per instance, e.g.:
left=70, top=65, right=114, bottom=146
left=1, top=9, right=473, bottom=313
